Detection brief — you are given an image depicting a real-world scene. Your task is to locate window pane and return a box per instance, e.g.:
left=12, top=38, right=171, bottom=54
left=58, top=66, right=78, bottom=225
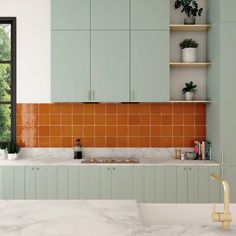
left=0, top=104, right=11, bottom=142
left=0, top=64, right=11, bottom=101
left=0, top=24, right=11, bottom=61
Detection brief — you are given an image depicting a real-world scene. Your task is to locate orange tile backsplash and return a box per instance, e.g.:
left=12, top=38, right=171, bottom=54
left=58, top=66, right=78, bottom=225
left=16, top=103, right=206, bottom=148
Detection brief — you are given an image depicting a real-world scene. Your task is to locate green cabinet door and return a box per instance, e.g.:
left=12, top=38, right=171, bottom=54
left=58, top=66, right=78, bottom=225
left=220, top=0, right=236, bottom=22
left=144, top=166, right=155, bottom=203
left=14, top=167, right=25, bottom=199
left=58, top=167, right=69, bottom=199
left=35, top=167, right=47, bottom=199
left=131, top=31, right=169, bottom=102
left=155, top=167, right=166, bottom=203
left=80, top=166, right=100, bottom=199
left=52, top=31, right=90, bottom=102
left=166, top=167, right=177, bottom=203
left=52, top=0, right=90, bottom=30
left=187, top=167, right=199, bottom=203
left=3, top=167, right=14, bottom=199
left=69, top=167, right=80, bottom=199
left=134, top=166, right=144, bottom=203
left=0, top=167, right=3, bottom=199
left=91, top=31, right=129, bottom=102
left=25, top=167, right=36, bottom=199
left=131, top=0, right=169, bottom=30
left=101, top=167, right=112, bottom=199
left=223, top=167, right=236, bottom=203
left=47, top=167, right=58, bottom=199
left=91, top=0, right=129, bottom=29
left=177, top=167, right=188, bottom=203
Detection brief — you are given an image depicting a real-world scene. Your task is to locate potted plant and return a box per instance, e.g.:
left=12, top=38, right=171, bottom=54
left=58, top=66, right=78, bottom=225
left=175, top=0, right=203, bottom=24
left=7, top=142, right=20, bottom=160
left=180, top=39, right=198, bottom=62
left=182, top=81, right=197, bottom=101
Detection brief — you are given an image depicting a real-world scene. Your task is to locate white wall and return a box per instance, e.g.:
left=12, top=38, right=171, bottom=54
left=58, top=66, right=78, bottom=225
left=0, top=0, right=51, bottom=103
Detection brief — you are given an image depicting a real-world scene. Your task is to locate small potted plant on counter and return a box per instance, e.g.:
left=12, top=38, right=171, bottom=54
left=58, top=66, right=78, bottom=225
left=7, top=142, right=20, bottom=160
left=174, top=0, right=203, bottom=25
left=180, top=39, right=198, bottom=62
left=182, top=81, right=197, bottom=101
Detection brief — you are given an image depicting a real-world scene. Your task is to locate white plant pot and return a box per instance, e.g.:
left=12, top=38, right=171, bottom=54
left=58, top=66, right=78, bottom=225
left=185, top=92, right=194, bottom=101
left=8, top=153, right=18, bottom=160
left=182, top=48, right=197, bottom=63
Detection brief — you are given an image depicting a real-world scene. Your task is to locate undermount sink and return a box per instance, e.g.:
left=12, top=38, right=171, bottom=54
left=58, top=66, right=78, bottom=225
left=82, top=157, right=139, bottom=164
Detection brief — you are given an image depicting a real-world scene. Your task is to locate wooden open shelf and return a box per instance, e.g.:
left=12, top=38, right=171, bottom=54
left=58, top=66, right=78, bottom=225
left=170, top=100, right=211, bottom=104
left=170, top=24, right=211, bottom=32
left=170, top=62, right=211, bottom=68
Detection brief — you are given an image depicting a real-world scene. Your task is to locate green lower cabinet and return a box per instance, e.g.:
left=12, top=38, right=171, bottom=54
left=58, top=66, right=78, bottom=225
left=166, top=167, right=177, bottom=203
left=69, top=167, right=80, bottom=199
left=25, top=167, right=36, bottom=199
left=0, top=167, right=3, bottom=199
left=223, top=166, right=236, bottom=203
left=134, top=166, right=144, bottom=203
left=155, top=167, right=166, bottom=203
left=3, top=167, right=14, bottom=199
left=14, top=167, right=25, bottom=199
left=101, top=167, right=112, bottom=199
left=35, top=167, right=47, bottom=199
left=58, top=167, right=69, bottom=199
left=47, top=167, right=58, bottom=199
left=144, top=166, right=155, bottom=203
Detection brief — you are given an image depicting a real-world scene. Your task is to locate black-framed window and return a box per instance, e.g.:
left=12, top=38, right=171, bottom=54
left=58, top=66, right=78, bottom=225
left=0, top=17, right=16, bottom=143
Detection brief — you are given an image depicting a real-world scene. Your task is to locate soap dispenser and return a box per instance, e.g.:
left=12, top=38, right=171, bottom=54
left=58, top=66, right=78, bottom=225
left=74, top=139, right=82, bottom=159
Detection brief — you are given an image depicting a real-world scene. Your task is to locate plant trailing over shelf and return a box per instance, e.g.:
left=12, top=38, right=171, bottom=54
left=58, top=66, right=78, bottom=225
left=175, top=0, right=203, bottom=24
left=180, top=39, right=199, bottom=49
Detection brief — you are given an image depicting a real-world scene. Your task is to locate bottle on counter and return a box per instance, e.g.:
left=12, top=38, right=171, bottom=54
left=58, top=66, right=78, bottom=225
left=74, top=139, right=82, bottom=159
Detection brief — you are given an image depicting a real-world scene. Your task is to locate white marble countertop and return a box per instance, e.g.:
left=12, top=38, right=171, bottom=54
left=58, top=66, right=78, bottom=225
left=0, top=200, right=235, bottom=236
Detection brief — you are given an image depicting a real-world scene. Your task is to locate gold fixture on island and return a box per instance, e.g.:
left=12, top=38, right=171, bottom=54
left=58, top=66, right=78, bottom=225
left=210, top=173, right=232, bottom=230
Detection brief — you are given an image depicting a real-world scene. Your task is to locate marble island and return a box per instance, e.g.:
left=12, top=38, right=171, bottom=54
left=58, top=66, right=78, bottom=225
left=0, top=200, right=235, bottom=236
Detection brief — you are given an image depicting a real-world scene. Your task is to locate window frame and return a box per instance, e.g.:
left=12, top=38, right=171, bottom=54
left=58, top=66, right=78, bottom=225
left=0, top=17, right=16, bottom=144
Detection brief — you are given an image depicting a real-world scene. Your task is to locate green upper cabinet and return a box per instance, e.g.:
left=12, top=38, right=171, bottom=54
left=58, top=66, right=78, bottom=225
left=52, top=31, right=90, bottom=102
left=91, top=31, right=130, bottom=102
left=131, top=31, right=169, bottom=102
left=220, top=0, right=236, bottom=22
left=131, top=0, right=169, bottom=30
left=51, top=0, right=90, bottom=30
left=91, top=0, right=129, bottom=29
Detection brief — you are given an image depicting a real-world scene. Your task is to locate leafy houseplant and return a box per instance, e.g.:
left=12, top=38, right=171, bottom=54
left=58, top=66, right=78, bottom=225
left=7, top=142, right=20, bottom=160
left=182, top=81, right=197, bottom=101
left=180, top=39, right=199, bottom=62
left=175, top=0, right=203, bottom=24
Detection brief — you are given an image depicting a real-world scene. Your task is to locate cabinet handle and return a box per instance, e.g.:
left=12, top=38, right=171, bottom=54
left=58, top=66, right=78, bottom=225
left=108, top=167, right=110, bottom=170
left=184, top=167, right=187, bottom=170
left=31, top=167, right=34, bottom=170
left=189, top=168, right=192, bottom=171
left=37, top=168, right=39, bottom=171
left=113, top=167, right=116, bottom=171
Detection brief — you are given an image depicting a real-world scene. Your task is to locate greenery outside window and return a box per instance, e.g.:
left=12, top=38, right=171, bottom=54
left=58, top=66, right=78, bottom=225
left=0, top=18, right=16, bottom=143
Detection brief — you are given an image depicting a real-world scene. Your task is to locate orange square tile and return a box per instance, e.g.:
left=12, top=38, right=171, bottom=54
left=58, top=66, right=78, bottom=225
left=73, top=126, right=83, bottom=137
left=140, top=126, right=150, bottom=137
left=38, top=115, right=49, bottom=126
left=16, top=114, right=23, bottom=126
left=107, top=115, right=117, bottom=125
left=62, top=115, right=72, bottom=125
left=73, top=115, right=83, bottom=125
left=62, top=104, right=73, bottom=114
left=184, top=126, right=195, bottom=136
left=50, top=115, right=61, bottom=126
left=39, top=126, right=49, bottom=136
left=151, top=137, right=162, bottom=147
left=184, top=115, right=195, bottom=125
left=195, top=104, right=206, bottom=114
left=62, top=126, right=72, bottom=136
left=184, top=104, right=195, bottom=114
left=16, top=126, right=23, bottom=137
left=117, top=126, right=128, bottom=136
left=95, top=104, right=106, bottom=114
left=106, top=126, right=116, bottom=136
left=118, top=115, right=128, bottom=125
left=73, top=104, right=83, bottom=114
left=184, top=137, right=194, bottom=147
left=106, top=104, right=117, bottom=114
left=50, top=104, right=61, bottom=114
left=129, top=126, right=139, bottom=136
left=139, top=115, right=149, bottom=125
left=84, top=104, right=95, bottom=114
left=106, top=137, right=117, bottom=147
left=151, top=115, right=161, bottom=125
left=195, top=115, right=206, bottom=125
left=162, top=137, right=173, bottom=147
left=39, top=137, right=50, bottom=147
left=84, top=126, right=95, bottom=136
left=84, top=115, right=94, bottom=125
left=151, top=104, right=162, bottom=114
left=50, top=126, right=61, bottom=136
left=151, top=126, right=161, bottom=136
left=129, top=115, right=139, bottom=125
left=82, top=137, right=94, bottom=147
left=95, top=137, right=106, bottom=147
left=173, top=137, right=184, bottom=147
left=95, top=126, right=106, bottom=136
left=95, top=115, right=105, bottom=125
left=117, top=137, right=128, bottom=147
left=162, top=115, right=172, bottom=125
left=173, top=115, right=184, bottom=125
left=129, top=104, right=139, bottom=114
left=39, top=104, right=49, bottom=114
left=195, top=126, right=206, bottom=137
left=140, top=137, right=150, bottom=147
left=162, top=104, right=172, bottom=114
left=61, top=137, right=73, bottom=147
left=173, top=104, right=183, bottom=114
left=173, top=126, right=184, bottom=136
left=162, top=126, right=172, bottom=136
left=16, top=104, right=22, bottom=114
left=139, top=104, right=150, bottom=114
left=50, top=137, right=61, bottom=147
left=27, top=104, right=38, bottom=114
left=17, top=136, right=25, bottom=147
left=117, top=104, right=128, bottom=114
left=129, top=137, right=139, bottom=147
left=20, top=136, right=38, bottom=147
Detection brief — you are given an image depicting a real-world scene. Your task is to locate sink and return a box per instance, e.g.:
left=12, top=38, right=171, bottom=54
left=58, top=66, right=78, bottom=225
left=82, top=157, right=139, bottom=164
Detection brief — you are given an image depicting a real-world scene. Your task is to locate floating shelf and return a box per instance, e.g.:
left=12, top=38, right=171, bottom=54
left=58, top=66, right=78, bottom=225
left=170, top=100, right=211, bottom=104
left=170, top=24, right=211, bottom=32
left=170, top=62, right=211, bottom=68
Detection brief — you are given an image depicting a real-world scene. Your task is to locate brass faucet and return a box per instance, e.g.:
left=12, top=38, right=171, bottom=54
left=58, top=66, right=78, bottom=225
left=210, top=173, right=232, bottom=230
